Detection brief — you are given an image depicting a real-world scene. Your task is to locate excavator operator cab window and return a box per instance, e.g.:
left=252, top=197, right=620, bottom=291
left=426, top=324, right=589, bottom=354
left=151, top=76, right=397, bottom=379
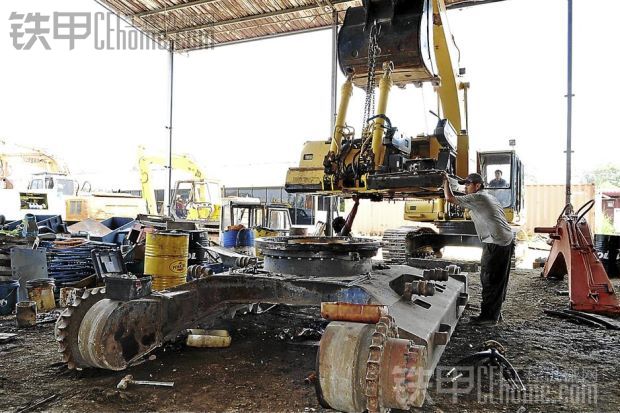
left=207, top=182, right=221, bottom=205
left=56, top=179, right=76, bottom=196
left=29, top=178, right=44, bottom=190
left=225, top=205, right=260, bottom=229
left=485, top=165, right=510, bottom=189
left=479, top=152, right=514, bottom=208
left=267, top=208, right=291, bottom=231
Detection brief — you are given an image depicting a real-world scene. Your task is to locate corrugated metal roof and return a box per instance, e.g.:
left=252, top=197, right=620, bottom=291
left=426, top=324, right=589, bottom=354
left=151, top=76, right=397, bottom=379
left=95, top=0, right=507, bottom=52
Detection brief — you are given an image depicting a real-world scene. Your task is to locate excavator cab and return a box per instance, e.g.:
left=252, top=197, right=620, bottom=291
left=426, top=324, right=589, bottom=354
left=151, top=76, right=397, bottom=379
left=171, top=179, right=221, bottom=223
left=477, top=150, right=524, bottom=223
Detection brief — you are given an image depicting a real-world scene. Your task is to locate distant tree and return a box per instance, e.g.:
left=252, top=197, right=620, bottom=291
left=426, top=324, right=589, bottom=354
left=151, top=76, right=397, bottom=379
left=583, top=164, right=620, bottom=188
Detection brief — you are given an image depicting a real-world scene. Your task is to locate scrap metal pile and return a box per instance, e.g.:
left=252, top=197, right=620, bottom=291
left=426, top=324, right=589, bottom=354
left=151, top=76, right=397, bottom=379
left=42, top=239, right=116, bottom=288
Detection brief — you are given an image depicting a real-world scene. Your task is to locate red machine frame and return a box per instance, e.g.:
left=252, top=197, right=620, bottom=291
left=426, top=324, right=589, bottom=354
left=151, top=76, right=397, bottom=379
left=535, top=201, right=620, bottom=315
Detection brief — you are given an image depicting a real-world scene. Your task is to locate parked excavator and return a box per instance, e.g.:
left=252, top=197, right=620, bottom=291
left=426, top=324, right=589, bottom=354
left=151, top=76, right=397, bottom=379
left=0, top=139, right=69, bottom=186
left=286, top=0, right=524, bottom=263
left=137, top=146, right=222, bottom=227
left=0, top=140, right=146, bottom=222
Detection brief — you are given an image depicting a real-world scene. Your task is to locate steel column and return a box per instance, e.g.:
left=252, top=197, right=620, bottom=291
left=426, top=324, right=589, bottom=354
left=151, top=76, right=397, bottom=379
left=167, top=40, right=175, bottom=216
left=565, top=0, right=573, bottom=206
left=330, top=9, right=339, bottom=133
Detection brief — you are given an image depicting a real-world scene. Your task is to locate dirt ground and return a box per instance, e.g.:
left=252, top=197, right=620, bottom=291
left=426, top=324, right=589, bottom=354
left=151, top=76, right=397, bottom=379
left=1, top=263, right=619, bottom=413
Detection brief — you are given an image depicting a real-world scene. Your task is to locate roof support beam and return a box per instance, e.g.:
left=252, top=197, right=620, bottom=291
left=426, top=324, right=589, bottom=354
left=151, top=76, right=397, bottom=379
left=160, top=0, right=354, bottom=36
left=133, top=0, right=220, bottom=19
left=176, top=24, right=331, bottom=52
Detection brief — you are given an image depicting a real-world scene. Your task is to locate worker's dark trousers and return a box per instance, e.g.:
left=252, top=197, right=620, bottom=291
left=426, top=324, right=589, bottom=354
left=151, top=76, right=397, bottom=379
left=479, top=242, right=513, bottom=321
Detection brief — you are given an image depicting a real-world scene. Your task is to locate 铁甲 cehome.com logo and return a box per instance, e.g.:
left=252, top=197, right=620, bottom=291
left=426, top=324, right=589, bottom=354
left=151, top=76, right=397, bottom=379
left=8, top=11, right=213, bottom=51
left=431, top=365, right=598, bottom=408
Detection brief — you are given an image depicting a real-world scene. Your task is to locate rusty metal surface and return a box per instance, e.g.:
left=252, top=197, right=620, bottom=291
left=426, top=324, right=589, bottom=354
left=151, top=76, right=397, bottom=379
left=320, top=302, right=386, bottom=324
left=56, top=261, right=468, bottom=412
left=379, top=338, right=427, bottom=409
left=55, top=287, right=107, bottom=370
left=364, top=314, right=398, bottom=412
left=535, top=202, right=620, bottom=315
left=77, top=298, right=162, bottom=370
left=16, top=301, right=37, bottom=328
left=316, top=321, right=373, bottom=412
left=317, top=319, right=429, bottom=411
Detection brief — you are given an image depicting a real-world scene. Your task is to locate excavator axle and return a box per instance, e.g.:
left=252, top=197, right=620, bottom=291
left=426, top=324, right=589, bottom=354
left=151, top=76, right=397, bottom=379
left=56, top=237, right=468, bottom=412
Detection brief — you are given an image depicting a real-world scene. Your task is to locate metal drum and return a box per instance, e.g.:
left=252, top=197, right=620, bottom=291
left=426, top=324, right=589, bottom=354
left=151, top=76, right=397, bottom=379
left=595, top=234, right=620, bottom=277
left=16, top=301, right=37, bottom=327
left=145, top=232, right=189, bottom=291
left=26, top=278, right=56, bottom=312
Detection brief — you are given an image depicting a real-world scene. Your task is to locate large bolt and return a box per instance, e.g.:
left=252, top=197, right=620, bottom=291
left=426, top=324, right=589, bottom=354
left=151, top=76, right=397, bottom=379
left=187, top=264, right=213, bottom=280
left=235, top=256, right=257, bottom=268
left=403, top=280, right=436, bottom=300
left=423, top=268, right=449, bottom=282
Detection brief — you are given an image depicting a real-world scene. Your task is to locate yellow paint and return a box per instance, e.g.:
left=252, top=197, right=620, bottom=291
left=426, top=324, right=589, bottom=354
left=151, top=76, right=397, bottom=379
left=285, top=140, right=331, bottom=191
left=65, top=195, right=147, bottom=222
left=137, top=146, right=221, bottom=221
left=404, top=199, right=444, bottom=222
left=371, top=63, right=393, bottom=170
left=145, top=232, right=189, bottom=291
left=433, top=0, right=468, bottom=177
left=329, top=75, right=354, bottom=155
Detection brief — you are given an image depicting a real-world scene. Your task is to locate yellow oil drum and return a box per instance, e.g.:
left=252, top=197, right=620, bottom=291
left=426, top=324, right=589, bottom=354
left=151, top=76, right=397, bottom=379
left=145, top=232, right=189, bottom=291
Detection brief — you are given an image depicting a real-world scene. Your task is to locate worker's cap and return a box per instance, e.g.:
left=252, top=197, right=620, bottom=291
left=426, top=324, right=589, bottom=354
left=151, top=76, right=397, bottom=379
left=457, top=173, right=484, bottom=185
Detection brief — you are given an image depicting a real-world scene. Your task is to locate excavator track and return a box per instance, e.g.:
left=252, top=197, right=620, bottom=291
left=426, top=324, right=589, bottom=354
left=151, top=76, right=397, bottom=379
left=382, top=226, right=439, bottom=265
left=54, top=287, right=107, bottom=370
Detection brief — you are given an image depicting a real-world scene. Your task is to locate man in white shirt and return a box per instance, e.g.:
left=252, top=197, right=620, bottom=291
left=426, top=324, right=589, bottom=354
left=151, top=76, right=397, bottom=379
left=442, top=172, right=514, bottom=325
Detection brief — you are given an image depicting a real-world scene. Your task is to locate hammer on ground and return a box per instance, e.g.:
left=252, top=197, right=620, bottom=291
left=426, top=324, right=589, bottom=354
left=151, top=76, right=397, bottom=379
left=117, top=374, right=174, bottom=390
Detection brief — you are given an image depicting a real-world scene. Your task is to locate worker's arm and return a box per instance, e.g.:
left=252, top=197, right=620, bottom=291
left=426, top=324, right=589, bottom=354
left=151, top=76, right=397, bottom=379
left=442, top=172, right=458, bottom=204
left=340, top=195, right=360, bottom=236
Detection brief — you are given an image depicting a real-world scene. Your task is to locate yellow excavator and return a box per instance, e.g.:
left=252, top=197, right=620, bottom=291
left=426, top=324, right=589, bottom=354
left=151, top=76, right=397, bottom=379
left=0, top=139, right=69, bottom=187
left=137, top=146, right=222, bottom=227
left=286, top=0, right=524, bottom=262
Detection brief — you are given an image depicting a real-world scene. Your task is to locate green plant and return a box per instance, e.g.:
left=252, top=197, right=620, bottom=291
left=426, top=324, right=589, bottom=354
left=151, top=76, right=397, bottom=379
left=596, top=214, right=616, bottom=235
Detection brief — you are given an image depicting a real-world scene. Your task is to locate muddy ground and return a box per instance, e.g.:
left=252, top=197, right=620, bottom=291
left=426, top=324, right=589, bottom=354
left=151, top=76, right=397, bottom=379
left=1, top=266, right=619, bottom=413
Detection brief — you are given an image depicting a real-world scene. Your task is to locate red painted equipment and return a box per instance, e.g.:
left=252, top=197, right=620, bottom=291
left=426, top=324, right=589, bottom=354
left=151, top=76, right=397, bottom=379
left=535, top=201, right=620, bottom=315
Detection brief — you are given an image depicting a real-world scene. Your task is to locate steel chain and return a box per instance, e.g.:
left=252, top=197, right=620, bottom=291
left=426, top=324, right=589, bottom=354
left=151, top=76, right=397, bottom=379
left=362, top=22, right=381, bottom=129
